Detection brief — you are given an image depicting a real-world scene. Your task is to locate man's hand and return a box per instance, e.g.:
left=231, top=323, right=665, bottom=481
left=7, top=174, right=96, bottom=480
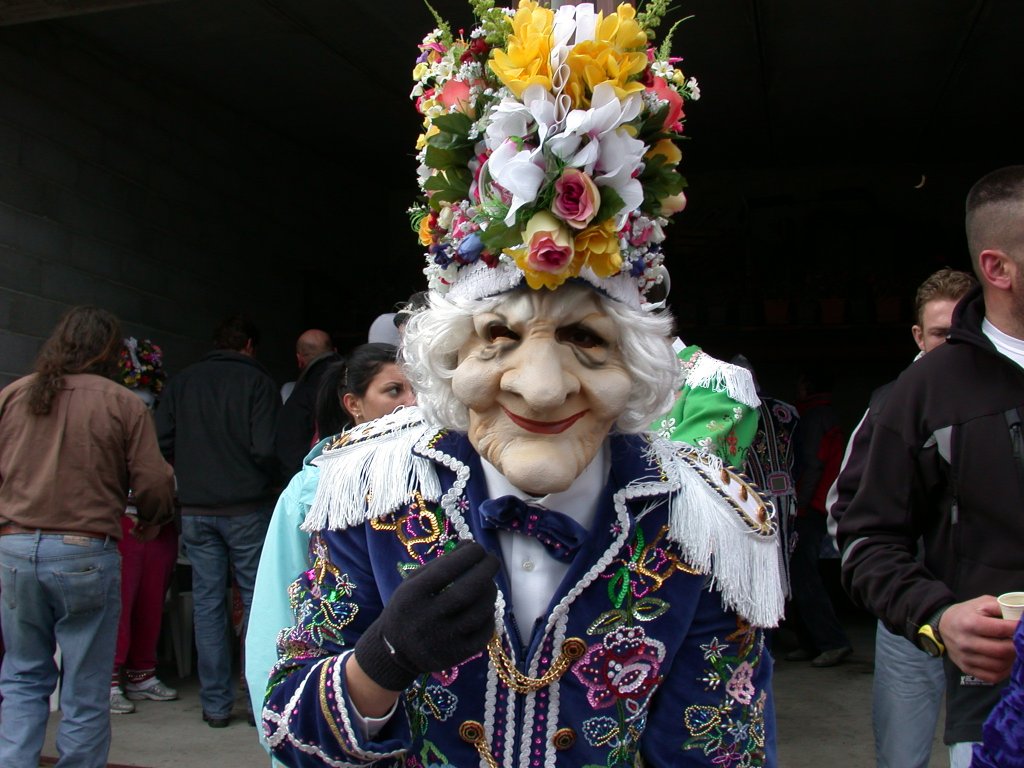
left=939, top=595, right=1018, bottom=682
left=130, top=519, right=160, bottom=542
left=354, top=541, right=499, bottom=692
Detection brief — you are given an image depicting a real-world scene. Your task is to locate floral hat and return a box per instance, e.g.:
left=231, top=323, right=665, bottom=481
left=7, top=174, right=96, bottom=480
left=409, top=0, right=699, bottom=307
left=118, top=337, right=166, bottom=395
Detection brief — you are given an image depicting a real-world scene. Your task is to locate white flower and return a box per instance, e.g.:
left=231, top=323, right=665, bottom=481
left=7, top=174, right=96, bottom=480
left=546, top=84, right=641, bottom=173
left=651, top=61, right=674, bottom=79
left=484, top=139, right=546, bottom=224
left=686, top=77, right=701, bottom=101
left=484, top=85, right=559, bottom=150
left=594, top=128, right=646, bottom=224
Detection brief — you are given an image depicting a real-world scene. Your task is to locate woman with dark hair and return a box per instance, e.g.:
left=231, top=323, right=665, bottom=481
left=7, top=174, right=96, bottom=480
left=314, top=342, right=414, bottom=438
left=245, top=343, right=414, bottom=746
left=0, top=306, right=174, bottom=768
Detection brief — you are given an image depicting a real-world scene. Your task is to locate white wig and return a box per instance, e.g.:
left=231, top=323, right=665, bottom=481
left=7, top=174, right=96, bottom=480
left=401, top=286, right=681, bottom=433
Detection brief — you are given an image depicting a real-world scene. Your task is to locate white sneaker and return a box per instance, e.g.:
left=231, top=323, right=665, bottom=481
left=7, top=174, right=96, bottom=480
left=110, top=688, right=136, bottom=714
left=125, top=678, right=179, bottom=701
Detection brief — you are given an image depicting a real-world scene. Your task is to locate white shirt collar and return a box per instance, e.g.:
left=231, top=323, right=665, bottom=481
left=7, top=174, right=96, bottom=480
left=983, top=317, right=1024, bottom=369
left=479, top=442, right=609, bottom=530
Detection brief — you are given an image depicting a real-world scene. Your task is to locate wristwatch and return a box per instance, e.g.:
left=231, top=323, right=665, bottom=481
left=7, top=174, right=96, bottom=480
left=916, top=605, right=951, bottom=657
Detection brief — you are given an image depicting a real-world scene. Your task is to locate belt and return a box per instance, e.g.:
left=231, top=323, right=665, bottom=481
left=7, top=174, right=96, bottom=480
left=0, top=523, right=106, bottom=539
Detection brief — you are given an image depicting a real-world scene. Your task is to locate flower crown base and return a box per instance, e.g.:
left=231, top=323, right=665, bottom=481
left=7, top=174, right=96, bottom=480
left=446, top=259, right=645, bottom=308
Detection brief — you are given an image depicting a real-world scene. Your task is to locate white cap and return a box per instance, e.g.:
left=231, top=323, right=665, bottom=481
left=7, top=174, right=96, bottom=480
left=368, top=313, right=400, bottom=345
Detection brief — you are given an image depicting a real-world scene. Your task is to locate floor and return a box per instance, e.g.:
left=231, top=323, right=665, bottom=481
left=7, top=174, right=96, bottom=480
left=36, top=608, right=951, bottom=767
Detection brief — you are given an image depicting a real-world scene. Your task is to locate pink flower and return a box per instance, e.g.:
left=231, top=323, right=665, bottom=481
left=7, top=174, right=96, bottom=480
left=648, top=76, right=684, bottom=131
left=572, top=626, right=666, bottom=709
left=551, top=168, right=601, bottom=230
left=523, top=212, right=575, bottom=276
left=438, top=78, right=474, bottom=116
left=725, top=661, right=756, bottom=705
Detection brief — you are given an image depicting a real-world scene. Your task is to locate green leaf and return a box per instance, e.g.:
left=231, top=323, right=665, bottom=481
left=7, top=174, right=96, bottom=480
left=638, top=103, right=670, bottom=141
left=587, top=609, right=627, bottom=636
left=428, top=187, right=467, bottom=211
left=424, top=144, right=472, bottom=171
left=431, top=112, right=474, bottom=139
left=631, top=596, right=670, bottom=622
left=608, top=566, right=631, bottom=609
left=633, top=527, right=646, bottom=560
left=477, top=220, right=522, bottom=252
left=421, top=0, right=453, bottom=47
left=639, top=158, right=685, bottom=214
left=595, top=186, right=626, bottom=224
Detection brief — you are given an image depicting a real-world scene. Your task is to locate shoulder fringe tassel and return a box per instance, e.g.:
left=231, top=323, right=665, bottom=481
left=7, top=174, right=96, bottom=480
left=685, top=352, right=761, bottom=409
left=302, top=407, right=441, bottom=532
left=646, top=437, right=785, bottom=628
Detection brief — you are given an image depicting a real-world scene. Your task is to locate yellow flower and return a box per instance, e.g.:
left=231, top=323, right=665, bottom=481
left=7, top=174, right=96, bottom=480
left=412, top=62, right=429, bottom=81
left=645, top=138, right=682, bottom=166
left=415, top=124, right=440, bottom=150
left=575, top=219, right=622, bottom=278
left=564, top=4, right=648, bottom=108
left=418, top=213, right=434, bottom=246
left=489, top=1, right=555, bottom=98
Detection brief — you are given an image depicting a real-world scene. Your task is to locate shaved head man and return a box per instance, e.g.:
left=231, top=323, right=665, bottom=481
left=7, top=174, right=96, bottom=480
left=295, top=329, right=334, bottom=370
left=838, top=166, right=1024, bottom=767
left=275, top=329, right=339, bottom=476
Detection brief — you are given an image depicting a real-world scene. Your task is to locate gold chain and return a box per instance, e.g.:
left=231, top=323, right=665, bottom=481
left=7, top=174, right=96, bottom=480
left=459, top=721, right=499, bottom=768
left=487, top=636, right=587, bottom=694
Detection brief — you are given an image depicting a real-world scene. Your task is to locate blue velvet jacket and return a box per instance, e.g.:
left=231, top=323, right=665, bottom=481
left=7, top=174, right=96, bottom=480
left=263, top=409, right=783, bottom=768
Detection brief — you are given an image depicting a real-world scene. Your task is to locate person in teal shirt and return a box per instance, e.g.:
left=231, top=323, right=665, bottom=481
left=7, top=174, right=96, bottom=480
left=245, top=343, right=414, bottom=757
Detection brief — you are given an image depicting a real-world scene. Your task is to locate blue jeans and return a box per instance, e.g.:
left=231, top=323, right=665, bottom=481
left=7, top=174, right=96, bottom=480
left=0, top=532, right=121, bottom=768
left=182, top=507, right=270, bottom=718
left=873, top=621, right=945, bottom=768
left=949, top=741, right=980, bottom=768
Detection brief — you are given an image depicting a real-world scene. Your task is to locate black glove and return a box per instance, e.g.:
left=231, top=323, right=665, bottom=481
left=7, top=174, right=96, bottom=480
left=354, top=541, right=499, bottom=691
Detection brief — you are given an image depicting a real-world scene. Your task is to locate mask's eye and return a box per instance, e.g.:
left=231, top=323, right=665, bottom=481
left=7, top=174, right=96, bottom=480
left=556, top=324, right=607, bottom=349
left=486, top=323, right=520, bottom=342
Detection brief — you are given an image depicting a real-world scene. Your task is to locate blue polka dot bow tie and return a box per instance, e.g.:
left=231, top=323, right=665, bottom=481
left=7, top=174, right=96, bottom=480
left=478, top=495, right=586, bottom=563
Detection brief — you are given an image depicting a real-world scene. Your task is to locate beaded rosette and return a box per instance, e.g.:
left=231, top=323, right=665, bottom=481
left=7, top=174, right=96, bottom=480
left=409, top=0, right=699, bottom=306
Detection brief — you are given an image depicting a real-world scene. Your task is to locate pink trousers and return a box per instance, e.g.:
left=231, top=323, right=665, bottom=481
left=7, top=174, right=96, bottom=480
left=114, top=517, right=178, bottom=678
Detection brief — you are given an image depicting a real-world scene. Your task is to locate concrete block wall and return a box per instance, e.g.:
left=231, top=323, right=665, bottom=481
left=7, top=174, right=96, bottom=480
left=0, top=21, right=350, bottom=388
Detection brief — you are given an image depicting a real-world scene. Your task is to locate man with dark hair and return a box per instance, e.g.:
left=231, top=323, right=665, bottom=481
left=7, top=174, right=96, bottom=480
left=274, top=329, right=339, bottom=477
left=837, top=166, right=1024, bottom=767
left=155, top=312, right=279, bottom=728
left=214, top=313, right=261, bottom=352
left=828, top=267, right=976, bottom=768
left=0, top=306, right=174, bottom=767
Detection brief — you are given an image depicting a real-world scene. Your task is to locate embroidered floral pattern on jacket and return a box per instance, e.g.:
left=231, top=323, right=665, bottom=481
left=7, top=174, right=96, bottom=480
left=370, top=491, right=458, bottom=567
left=267, top=533, right=360, bottom=696
left=572, top=525, right=687, bottom=766
left=683, top=617, right=768, bottom=766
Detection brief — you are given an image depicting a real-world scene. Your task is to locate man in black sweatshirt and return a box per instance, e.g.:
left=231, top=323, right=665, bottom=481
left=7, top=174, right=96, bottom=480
left=156, top=313, right=279, bottom=728
left=837, top=166, right=1024, bottom=767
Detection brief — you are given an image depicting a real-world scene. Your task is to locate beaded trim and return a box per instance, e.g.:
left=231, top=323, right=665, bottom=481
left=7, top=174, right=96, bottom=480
left=674, top=445, right=777, bottom=536
left=265, top=654, right=405, bottom=766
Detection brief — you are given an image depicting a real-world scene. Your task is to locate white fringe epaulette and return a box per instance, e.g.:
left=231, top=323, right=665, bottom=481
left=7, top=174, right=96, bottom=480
left=684, top=350, right=761, bottom=409
left=302, top=406, right=441, bottom=532
left=645, top=436, right=785, bottom=628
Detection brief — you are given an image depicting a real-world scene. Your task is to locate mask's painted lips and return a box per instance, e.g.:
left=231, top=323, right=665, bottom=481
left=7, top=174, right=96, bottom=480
left=502, top=407, right=587, bottom=435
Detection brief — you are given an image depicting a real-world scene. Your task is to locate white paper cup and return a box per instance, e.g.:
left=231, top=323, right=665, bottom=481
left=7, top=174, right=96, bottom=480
left=997, top=592, right=1024, bottom=621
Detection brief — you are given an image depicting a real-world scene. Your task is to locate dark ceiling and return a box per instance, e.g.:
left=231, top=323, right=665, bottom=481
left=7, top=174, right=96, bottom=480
left=26, top=0, right=1021, bottom=174
left=3, top=0, right=1023, bottom=373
